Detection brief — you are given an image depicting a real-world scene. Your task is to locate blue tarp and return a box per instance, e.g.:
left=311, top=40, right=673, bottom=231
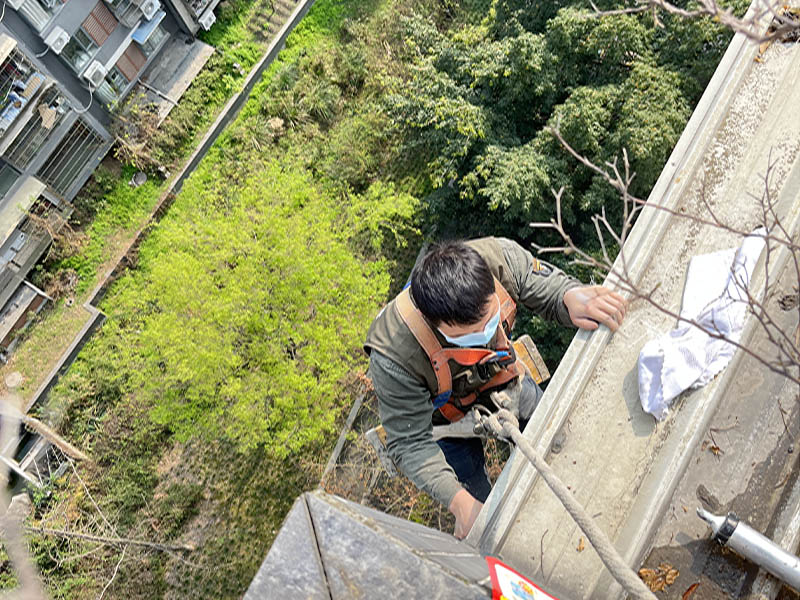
left=132, top=10, right=166, bottom=44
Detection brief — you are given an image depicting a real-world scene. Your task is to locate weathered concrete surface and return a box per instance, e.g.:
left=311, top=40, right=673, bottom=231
left=469, top=24, right=800, bottom=600
left=138, top=36, right=214, bottom=122
left=643, top=267, right=800, bottom=599
left=244, top=491, right=490, bottom=599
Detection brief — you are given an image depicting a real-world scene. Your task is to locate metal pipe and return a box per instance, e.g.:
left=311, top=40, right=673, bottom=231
left=697, top=507, right=800, bottom=590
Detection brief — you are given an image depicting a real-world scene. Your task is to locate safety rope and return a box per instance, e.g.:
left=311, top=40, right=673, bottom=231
left=476, top=403, right=657, bottom=600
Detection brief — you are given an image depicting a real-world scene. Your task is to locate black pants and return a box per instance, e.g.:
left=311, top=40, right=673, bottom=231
left=437, top=375, right=542, bottom=503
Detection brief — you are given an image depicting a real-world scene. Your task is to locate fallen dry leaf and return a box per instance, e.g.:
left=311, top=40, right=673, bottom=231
left=638, top=563, right=680, bottom=592
left=576, top=537, right=585, bottom=552
left=682, top=582, right=700, bottom=600
left=701, top=440, right=723, bottom=456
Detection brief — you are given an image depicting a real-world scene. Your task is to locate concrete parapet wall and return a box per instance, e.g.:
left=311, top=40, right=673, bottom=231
left=468, top=6, right=800, bottom=599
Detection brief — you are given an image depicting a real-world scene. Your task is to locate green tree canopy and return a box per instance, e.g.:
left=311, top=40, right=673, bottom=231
left=387, top=0, right=743, bottom=244
left=86, top=160, right=417, bottom=456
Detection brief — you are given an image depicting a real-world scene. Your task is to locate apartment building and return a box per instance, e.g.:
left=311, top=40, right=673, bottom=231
left=0, top=0, right=217, bottom=358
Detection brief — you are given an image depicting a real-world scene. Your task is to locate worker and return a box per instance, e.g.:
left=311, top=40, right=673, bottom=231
left=364, top=237, right=627, bottom=539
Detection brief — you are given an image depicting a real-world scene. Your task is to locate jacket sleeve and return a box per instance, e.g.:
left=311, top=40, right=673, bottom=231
left=496, top=237, right=581, bottom=327
left=368, top=350, right=464, bottom=508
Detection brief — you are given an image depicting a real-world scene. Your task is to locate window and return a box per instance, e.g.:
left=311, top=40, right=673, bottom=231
left=0, top=162, right=20, bottom=198
left=0, top=51, right=45, bottom=135
left=61, top=29, right=98, bottom=73
left=0, top=50, right=33, bottom=102
left=4, top=88, right=68, bottom=170
left=107, top=0, right=140, bottom=28
left=60, top=3, right=118, bottom=74
left=139, top=24, right=167, bottom=57
left=106, top=66, right=129, bottom=94
left=95, top=66, right=128, bottom=105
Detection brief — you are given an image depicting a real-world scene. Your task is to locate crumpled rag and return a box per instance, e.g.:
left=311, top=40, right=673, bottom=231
left=638, top=229, right=766, bottom=419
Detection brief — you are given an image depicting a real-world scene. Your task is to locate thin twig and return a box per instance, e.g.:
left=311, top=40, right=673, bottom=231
left=25, top=527, right=194, bottom=553
left=97, top=545, right=126, bottom=600
left=586, top=0, right=796, bottom=44
left=70, top=460, right=117, bottom=537
left=537, top=127, right=800, bottom=389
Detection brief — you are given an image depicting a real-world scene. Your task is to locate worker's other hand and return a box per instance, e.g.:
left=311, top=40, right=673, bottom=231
left=449, top=488, right=483, bottom=540
left=563, top=286, right=627, bottom=332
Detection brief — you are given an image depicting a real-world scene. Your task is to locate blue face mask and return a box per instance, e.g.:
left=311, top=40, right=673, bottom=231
left=439, top=297, right=501, bottom=347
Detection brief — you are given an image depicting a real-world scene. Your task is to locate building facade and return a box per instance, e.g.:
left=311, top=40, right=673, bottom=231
left=0, top=0, right=218, bottom=357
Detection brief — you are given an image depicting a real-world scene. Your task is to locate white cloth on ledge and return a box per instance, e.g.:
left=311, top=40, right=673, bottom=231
left=638, top=229, right=766, bottom=420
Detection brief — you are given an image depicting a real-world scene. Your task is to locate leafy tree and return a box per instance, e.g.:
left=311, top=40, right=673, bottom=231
left=386, top=60, right=488, bottom=189
left=610, top=61, right=689, bottom=197
left=386, top=2, right=728, bottom=251
left=88, top=161, right=417, bottom=456
left=543, top=9, right=654, bottom=88
left=465, top=31, right=557, bottom=132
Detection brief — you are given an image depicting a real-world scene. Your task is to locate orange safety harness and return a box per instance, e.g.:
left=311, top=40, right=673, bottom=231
left=395, top=278, right=522, bottom=422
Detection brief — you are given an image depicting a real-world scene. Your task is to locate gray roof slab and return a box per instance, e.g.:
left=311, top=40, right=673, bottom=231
left=248, top=491, right=491, bottom=599
left=243, top=494, right=330, bottom=600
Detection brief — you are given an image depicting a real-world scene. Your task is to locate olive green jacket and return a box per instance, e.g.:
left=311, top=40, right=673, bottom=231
left=366, top=237, right=580, bottom=508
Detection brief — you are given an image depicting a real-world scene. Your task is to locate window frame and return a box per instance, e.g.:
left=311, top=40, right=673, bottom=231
left=60, top=27, right=100, bottom=74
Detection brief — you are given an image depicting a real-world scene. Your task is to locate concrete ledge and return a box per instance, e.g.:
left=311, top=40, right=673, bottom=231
left=467, top=17, right=762, bottom=553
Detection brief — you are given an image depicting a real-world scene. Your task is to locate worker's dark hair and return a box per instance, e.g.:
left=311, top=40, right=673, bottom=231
left=410, top=241, right=494, bottom=326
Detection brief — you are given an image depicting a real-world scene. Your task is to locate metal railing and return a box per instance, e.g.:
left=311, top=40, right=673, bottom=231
left=3, top=87, right=68, bottom=170
left=37, top=118, right=104, bottom=198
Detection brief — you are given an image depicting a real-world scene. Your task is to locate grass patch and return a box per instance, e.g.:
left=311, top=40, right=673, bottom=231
left=147, top=0, right=275, bottom=166
left=10, top=0, right=308, bottom=408
left=57, top=167, right=164, bottom=295
left=0, top=302, right=90, bottom=401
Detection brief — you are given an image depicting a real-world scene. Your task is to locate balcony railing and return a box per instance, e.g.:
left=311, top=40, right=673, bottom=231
left=0, top=50, right=46, bottom=142
left=15, top=0, right=63, bottom=32
left=108, top=0, right=142, bottom=28
left=3, top=87, right=68, bottom=170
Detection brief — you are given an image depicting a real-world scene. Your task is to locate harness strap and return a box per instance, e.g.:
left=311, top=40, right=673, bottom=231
left=395, top=278, right=521, bottom=422
left=439, top=365, right=521, bottom=421
left=396, top=288, right=451, bottom=396
left=439, top=329, right=524, bottom=422
left=498, top=281, right=516, bottom=334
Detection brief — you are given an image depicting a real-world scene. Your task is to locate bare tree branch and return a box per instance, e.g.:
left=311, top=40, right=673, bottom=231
left=586, top=0, right=799, bottom=44
left=24, top=526, right=195, bottom=553
left=97, top=545, right=126, bottom=600
left=535, top=127, right=800, bottom=392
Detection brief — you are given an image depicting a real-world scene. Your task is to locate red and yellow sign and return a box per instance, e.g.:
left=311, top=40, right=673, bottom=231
left=487, top=556, right=560, bottom=600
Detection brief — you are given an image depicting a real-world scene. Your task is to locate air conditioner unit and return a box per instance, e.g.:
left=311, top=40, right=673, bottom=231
left=6, top=0, right=25, bottom=11
left=43, top=26, right=70, bottom=55
left=139, top=0, right=160, bottom=21
left=82, top=60, right=107, bottom=89
left=198, top=9, right=216, bottom=30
